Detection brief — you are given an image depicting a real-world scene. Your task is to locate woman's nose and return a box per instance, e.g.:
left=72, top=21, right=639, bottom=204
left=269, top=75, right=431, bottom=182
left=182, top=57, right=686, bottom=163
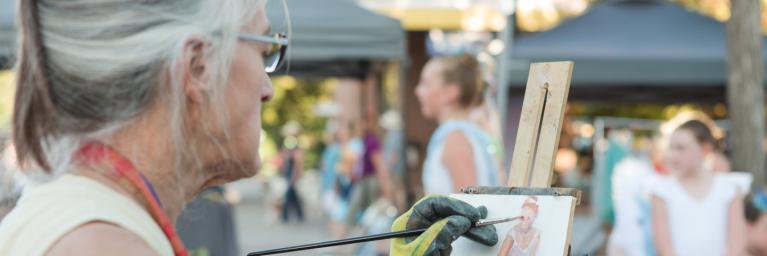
left=261, top=80, right=274, bottom=102
left=415, top=84, right=425, bottom=98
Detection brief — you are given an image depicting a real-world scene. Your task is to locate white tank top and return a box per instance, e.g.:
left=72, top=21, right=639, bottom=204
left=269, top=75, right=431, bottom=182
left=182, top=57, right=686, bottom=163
left=422, top=120, right=500, bottom=195
left=0, top=174, right=174, bottom=256
left=649, top=174, right=739, bottom=256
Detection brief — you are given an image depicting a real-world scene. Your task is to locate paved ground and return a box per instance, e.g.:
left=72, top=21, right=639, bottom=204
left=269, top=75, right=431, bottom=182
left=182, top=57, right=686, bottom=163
left=229, top=176, right=368, bottom=256
left=233, top=201, right=347, bottom=255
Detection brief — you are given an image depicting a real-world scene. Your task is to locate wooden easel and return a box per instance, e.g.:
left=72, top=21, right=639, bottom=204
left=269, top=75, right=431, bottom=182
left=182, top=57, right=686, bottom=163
left=462, top=61, right=580, bottom=255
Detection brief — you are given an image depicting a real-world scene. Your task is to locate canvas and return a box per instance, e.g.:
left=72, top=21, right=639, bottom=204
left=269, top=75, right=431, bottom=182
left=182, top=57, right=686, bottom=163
left=449, top=194, right=576, bottom=256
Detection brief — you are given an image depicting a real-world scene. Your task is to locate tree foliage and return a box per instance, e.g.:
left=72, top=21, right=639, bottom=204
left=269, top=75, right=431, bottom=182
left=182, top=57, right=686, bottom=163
left=261, top=76, right=336, bottom=173
left=517, top=0, right=767, bottom=34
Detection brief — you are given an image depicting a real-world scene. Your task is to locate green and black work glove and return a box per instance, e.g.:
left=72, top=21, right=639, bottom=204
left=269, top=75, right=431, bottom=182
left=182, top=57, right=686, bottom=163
left=390, top=195, right=498, bottom=256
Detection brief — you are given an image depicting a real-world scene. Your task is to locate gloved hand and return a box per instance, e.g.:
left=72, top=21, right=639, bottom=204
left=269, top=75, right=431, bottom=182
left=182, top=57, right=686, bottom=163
left=390, top=195, right=498, bottom=256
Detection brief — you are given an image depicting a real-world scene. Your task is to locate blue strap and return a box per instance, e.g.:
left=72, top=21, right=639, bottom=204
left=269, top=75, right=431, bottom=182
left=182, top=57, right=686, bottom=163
left=139, top=172, right=163, bottom=207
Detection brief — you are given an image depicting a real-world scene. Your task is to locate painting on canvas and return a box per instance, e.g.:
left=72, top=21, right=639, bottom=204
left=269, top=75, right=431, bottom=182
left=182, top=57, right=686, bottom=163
left=449, top=194, right=576, bottom=256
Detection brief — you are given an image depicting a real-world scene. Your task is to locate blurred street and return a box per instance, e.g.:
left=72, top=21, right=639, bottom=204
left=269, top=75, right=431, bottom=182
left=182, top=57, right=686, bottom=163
left=229, top=175, right=366, bottom=256
left=233, top=197, right=333, bottom=255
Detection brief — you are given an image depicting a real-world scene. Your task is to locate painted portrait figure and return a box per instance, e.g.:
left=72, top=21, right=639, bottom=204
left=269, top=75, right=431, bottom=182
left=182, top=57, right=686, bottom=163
left=498, top=196, right=541, bottom=256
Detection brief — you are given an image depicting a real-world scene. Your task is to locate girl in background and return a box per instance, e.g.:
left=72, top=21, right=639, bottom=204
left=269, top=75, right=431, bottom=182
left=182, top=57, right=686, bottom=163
left=651, top=118, right=745, bottom=256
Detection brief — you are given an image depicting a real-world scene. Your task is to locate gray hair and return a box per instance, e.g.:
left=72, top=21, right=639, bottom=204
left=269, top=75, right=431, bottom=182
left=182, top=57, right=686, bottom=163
left=13, top=0, right=263, bottom=177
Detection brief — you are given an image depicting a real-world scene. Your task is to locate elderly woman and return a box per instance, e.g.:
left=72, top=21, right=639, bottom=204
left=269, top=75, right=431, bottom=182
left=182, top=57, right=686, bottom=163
left=0, top=1, right=496, bottom=255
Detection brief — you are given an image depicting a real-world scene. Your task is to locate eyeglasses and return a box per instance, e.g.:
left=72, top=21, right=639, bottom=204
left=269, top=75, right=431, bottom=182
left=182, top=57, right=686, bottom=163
left=238, top=32, right=288, bottom=73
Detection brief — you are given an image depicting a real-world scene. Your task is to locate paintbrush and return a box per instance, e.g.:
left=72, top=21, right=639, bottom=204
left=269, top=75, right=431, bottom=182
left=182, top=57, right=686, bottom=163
left=247, top=216, right=522, bottom=256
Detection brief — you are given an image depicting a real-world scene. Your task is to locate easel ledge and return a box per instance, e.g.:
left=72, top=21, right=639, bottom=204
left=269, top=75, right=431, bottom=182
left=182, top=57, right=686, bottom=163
left=460, top=186, right=582, bottom=205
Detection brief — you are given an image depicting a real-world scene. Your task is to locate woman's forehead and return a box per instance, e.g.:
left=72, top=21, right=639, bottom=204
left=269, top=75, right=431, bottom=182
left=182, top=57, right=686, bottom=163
left=671, top=129, right=695, bottom=142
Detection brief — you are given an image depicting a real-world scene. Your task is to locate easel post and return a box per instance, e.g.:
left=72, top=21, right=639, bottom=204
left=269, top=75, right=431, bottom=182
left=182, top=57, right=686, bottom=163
left=508, top=61, right=574, bottom=188
left=509, top=61, right=575, bottom=255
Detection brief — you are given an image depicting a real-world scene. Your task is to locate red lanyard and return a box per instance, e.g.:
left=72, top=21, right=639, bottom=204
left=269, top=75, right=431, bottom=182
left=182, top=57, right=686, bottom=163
left=76, top=142, right=188, bottom=256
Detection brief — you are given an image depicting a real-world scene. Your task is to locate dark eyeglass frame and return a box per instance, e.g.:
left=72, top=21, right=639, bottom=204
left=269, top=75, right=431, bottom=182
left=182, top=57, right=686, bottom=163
left=238, top=32, right=288, bottom=73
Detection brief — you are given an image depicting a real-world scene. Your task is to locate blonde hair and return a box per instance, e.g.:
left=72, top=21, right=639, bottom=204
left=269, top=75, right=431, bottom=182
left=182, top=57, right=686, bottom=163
left=430, top=54, right=484, bottom=108
left=13, top=0, right=264, bottom=176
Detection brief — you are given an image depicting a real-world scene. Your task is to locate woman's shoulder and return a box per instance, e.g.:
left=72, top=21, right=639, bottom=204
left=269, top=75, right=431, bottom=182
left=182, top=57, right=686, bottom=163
left=435, top=120, right=488, bottom=137
left=438, top=121, right=489, bottom=146
left=647, top=176, right=680, bottom=200
left=712, top=173, right=746, bottom=201
left=45, top=221, right=160, bottom=256
left=505, top=227, right=517, bottom=237
left=0, top=174, right=172, bottom=256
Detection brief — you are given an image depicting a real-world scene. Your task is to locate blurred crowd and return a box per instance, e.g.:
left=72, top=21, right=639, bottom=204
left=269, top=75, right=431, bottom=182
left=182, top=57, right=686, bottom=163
left=262, top=54, right=767, bottom=255
left=286, top=54, right=505, bottom=255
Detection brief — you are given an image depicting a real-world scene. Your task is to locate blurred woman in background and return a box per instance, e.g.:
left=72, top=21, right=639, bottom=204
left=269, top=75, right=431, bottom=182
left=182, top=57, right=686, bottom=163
left=416, top=54, right=500, bottom=195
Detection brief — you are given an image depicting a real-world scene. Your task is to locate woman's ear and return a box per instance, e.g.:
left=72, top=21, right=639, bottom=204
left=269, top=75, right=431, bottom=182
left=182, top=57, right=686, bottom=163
left=702, top=142, right=715, bottom=154
left=443, top=82, right=462, bottom=105
left=179, top=35, right=210, bottom=103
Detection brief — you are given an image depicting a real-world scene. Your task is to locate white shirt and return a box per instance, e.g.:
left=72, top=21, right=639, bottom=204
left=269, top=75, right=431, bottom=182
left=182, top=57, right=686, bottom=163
left=650, top=174, right=740, bottom=256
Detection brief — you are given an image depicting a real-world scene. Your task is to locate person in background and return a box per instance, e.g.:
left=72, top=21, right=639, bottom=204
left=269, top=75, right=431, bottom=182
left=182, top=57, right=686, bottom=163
left=379, top=110, right=406, bottom=210
left=279, top=121, right=304, bottom=223
left=745, top=189, right=767, bottom=256
left=328, top=121, right=361, bottom=238
left=337, top=121, right=363, bottom=186
left=343, top=117, right=393, bottom=232
left=320, top=122, right=342, bottom=219
left=607, top=136, right=663, bottom=256
left=650, top=119, right=745, bottom=256
left=416, top=54, right=500, bottom=195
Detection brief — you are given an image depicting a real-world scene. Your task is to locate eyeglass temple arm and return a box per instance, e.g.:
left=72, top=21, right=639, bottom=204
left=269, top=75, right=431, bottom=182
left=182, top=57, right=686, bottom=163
left=238, top=33, right=288, bottom=45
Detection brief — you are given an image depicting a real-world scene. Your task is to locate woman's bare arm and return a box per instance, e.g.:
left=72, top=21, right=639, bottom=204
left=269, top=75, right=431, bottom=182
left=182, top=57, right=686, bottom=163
left=726, top=192, right=746, bottom=256
left=442, top=131, right=478, bottom=192
left=46, top=222, right=159, bottom=256
left=651, top=195, right=675, bottom=256
left=497, top=234, right=514, bottom=256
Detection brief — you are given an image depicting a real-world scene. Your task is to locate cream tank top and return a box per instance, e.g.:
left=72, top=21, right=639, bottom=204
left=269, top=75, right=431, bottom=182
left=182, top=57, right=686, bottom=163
left=0, top=174, right=173, bottom=255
